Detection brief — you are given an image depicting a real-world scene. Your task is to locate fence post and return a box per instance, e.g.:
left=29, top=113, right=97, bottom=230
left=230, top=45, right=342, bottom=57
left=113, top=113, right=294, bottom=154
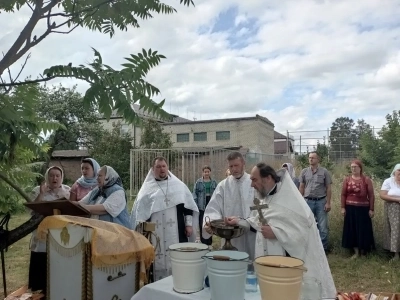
left=286, top=130, right=290, bottom=158
left=299, top=135, right=302, bottom=155
left=181, top=152, right=185, bottom=183
left=130, top=149, right=133, bottom=200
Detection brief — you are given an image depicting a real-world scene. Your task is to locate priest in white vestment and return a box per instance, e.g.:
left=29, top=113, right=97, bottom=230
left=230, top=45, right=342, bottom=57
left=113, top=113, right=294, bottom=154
left=130, top=157, right=199, bottom=282
left=202, top=151, right=256, bottom=260
left=226, top=163, right=336, bottom=298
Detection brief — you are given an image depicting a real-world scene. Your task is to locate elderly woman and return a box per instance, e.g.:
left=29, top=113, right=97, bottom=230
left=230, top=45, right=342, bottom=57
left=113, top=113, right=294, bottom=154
left=193, top=165, right=218, bottom=245
left=341, top=160, right=375, bottom=258
left=77, top=165, right=131, bottom=228
left=29, top=166, right=70, bottom=293
left=69, top=158, right=100, bottom=201
left=282, top=162, right=300, bottom=188
left=380, top=163, right=400, bottom=261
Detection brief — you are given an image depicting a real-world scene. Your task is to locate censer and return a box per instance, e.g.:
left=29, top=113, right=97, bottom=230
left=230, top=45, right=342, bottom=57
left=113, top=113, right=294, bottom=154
left=205, top=216, right=244, bottom=250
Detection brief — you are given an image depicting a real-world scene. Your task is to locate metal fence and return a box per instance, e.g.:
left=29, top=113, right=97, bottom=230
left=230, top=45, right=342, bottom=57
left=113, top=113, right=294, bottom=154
left=130, top=148, right=291, bottom=198
left=288, top=127, right=382, bottom=163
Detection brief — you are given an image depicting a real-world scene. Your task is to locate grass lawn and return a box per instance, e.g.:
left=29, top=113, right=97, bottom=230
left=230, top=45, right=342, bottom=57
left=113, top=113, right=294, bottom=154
left=2, top=178, right=400, bottom=298
left=1, top=214, right=400, bottom=299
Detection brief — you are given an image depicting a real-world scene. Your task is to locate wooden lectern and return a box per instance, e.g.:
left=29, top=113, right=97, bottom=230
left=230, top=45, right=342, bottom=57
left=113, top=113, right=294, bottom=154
left=24, top=200, right=90, bottom=217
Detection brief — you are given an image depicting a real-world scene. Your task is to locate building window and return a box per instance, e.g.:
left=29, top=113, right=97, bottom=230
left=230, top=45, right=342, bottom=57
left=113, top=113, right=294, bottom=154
left=177, top=133, right=189, bottom=142
left=194, top=132, right=207, bottom=142
left=120, top=124, right=129, bottom=135
left=216, top=131, right=230, bottom=140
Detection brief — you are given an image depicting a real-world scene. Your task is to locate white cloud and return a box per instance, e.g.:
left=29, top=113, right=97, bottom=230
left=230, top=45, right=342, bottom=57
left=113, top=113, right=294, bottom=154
left=0, top=0, right=399, bottom=145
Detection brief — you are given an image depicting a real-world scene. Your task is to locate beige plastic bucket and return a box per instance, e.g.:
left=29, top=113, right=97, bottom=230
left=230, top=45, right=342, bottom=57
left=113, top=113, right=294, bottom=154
left=254, top=255, right=307, bottom=300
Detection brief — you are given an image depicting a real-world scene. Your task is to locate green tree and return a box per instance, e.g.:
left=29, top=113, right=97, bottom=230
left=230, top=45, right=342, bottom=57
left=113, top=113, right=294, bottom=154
left=140, top=119, right=173, bottom=149
left=37, top=85, right=101, bottom=151
left=89, top=122, right=133, bottom=188
left=0, top=0, right=194, bottom=250
left=0, top=85, right=60, bottom=250
left=359, top=110, right=400, bottom=179
left=329, top=117, right=356, bottom=160
left=0, top=0, right=194, bottom=123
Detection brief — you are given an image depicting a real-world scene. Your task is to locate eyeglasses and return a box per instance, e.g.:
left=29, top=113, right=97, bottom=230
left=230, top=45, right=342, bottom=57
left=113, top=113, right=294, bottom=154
left=350, top=166, right=360, bottom=168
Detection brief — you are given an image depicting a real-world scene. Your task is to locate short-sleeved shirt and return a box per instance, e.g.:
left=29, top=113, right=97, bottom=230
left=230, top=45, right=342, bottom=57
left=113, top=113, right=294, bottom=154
left=299, top=166, right=332, bottom=198
left=381, top=177, right=400, bottom=197
left=30, top=184, right=71, bottom=252
left=79, top=189, right=126, bottom=219
left=70, top=182, right=97, bottom=201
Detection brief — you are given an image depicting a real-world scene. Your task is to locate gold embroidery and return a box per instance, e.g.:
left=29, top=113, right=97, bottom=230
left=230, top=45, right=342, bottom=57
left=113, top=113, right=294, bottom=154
left=60, top=227, right=70, bottom=246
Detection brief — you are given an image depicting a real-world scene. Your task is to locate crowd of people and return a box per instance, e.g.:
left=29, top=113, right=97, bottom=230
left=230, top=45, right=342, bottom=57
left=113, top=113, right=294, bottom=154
left=27, top=152, right=400, bottom=298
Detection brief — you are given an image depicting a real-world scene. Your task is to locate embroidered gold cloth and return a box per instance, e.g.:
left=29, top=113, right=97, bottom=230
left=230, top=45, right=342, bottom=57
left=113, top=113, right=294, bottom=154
left=37, top=215, right=154, bottom=279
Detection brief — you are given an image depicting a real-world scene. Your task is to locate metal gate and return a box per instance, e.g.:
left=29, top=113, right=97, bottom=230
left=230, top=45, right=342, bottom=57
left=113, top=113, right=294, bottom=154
left=129, top=148, right=289, bottom=199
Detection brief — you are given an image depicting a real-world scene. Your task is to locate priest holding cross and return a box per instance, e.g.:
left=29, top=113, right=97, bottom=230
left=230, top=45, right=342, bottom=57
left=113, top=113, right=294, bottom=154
left=130, top=156, right=199, bottom=282
left=225, top=163, right=336, bottom=299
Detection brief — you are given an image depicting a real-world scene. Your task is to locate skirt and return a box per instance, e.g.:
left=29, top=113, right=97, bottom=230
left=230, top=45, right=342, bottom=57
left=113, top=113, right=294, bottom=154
left=342, top=205, right=375, bottom=253
left=383, top=201, right=400, bottom=252
left=28, top=251, right=47, bottom=293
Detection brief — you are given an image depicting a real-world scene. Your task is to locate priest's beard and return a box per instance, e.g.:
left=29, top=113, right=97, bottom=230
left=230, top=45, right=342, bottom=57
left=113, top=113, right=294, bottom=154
left=257, top=186, right=268, bottom=199
left=257, top=184, right=274, bottom=199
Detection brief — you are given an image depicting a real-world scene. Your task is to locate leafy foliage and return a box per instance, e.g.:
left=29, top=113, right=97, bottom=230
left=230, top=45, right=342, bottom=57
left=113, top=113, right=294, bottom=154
left=329, top=117, right=372, bottom=160
left=36, top=85, right=101, bottom=150
left=88, top=122, right=134, bottom=188
left=43, top=49, right=170, bottom=123
left=140, top=118, right=173, bottom=149
left=0, top=0, right=195, bottom=124
left=359, top=110, right=400, bottom=179
left=0, top=84, right=60, bottom=163
left=0, top=85, right=57, bottom=212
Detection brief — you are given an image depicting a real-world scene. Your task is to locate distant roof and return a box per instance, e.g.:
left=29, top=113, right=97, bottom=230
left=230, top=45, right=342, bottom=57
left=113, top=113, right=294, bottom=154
left=274, top=131, right=295, bottom=141
left=274, top=141, right=294, bottom=154
left=163, top=114, right=274, bottom=127
left=99, top=104, right=190, bottom=123
left=51, top=150, right=89, bottom=158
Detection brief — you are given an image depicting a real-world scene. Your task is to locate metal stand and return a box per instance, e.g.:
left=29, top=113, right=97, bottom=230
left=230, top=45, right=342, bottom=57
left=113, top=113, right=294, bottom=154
left=0, top=213, right=11, bottom=297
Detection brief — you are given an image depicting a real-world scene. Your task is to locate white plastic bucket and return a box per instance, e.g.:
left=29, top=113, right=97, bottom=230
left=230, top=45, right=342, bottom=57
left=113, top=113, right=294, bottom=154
left=169, top=242, right=209, bottom=293
left=203, top=250, right=249, bottom=300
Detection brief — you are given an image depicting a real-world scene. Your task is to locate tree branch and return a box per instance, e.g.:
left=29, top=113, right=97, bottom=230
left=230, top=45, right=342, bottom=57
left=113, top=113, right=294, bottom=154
left=13, top=53, right=31, bottom=83
left=0, top=76, right=56, bottom=87
left=26, top=2, right=34, bottom=11
left=42, top=0, right=115, bottom=19
left=1, top=214, right=44, bottom=251
left=0, top=0, right=45, bottom=76
left=0, top=172, right=31, bottom=202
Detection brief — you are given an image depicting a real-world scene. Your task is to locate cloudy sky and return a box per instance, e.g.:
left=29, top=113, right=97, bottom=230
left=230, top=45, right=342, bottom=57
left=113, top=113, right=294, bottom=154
left=1, top=0, right=400, bottom=148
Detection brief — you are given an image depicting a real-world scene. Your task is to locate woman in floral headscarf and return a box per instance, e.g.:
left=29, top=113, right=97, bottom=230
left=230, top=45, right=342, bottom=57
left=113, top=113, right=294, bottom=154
left=76, top=165, right=131, bottom=228
left=70, top=158, right=100, bottom=201
left=28, top=166, right=70, bottom=293
left=380, top=163, right=400, bottom=262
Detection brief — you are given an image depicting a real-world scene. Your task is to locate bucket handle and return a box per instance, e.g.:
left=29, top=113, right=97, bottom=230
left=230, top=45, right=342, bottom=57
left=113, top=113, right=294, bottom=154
left=170, top=247, right=209, bottom=252
left=257, top=261, right=307, bottom=272
left=202, top=255, right=251, bottom=262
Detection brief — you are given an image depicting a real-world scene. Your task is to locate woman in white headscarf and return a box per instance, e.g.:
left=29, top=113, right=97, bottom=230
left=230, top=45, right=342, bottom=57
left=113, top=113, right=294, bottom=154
left=29, top=166, right=71, bottom=293
left=282, top=162, right=300, bottom=188
left=380, top=163, right=400, bottom=262
left=76, top=165, right=131, bottom=228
